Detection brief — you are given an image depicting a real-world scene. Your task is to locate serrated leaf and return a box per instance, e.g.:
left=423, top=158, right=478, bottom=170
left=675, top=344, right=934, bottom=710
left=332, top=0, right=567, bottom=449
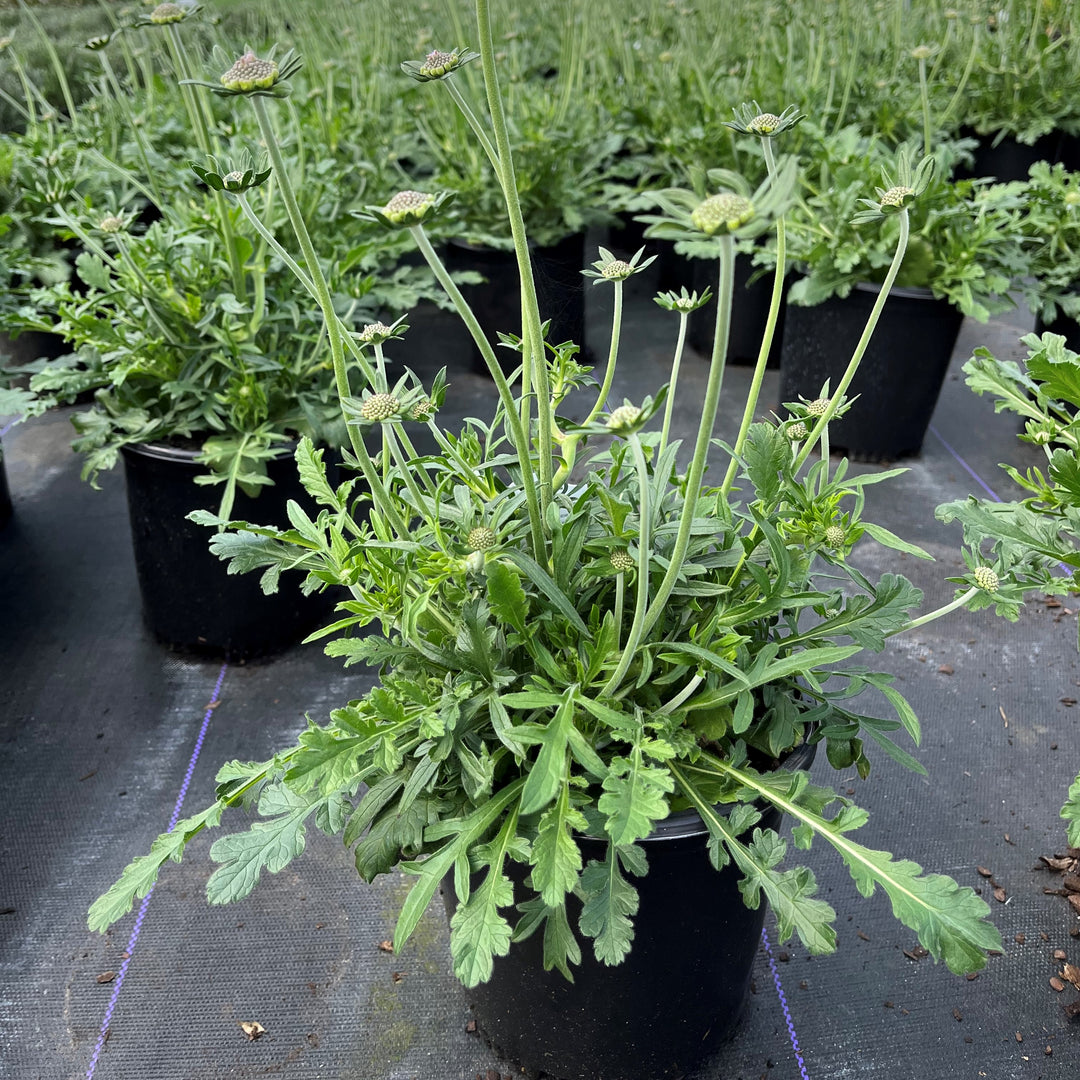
left=1062, top=770, right=1080, bottom=848
left=519, top=689, right=576, bottom=816
left=579, top=842, right=643, bottom=966
left=598, top=748, right=673, bottom=846
left=531, top=785, right=586, bottom=907
left=742, top=422, right=789, bottom=504
left=486, top=559, right=529, bottom=634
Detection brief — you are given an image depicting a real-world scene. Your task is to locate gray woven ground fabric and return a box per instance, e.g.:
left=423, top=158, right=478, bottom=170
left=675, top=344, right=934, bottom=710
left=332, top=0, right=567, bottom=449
left=2, top=262, right=1078, bottom=1080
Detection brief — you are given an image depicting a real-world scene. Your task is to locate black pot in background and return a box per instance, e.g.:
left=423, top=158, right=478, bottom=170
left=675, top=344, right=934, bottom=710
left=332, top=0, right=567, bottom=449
left=1056, top=132, right=1080, bottom=173
left=121, top=442, right=339, bottom=659
left=444, top=233, right=588, bottom=376
left=957, top=129, right=1061, bottom=181
left=778, top=283, right=964, bottom=461
left=1035, top=310, right=1080, bottom=354
left=448, top=739, right=816, bottom=1080
left=688, top=254, right=787, bottom=368
left=0, top=438, right=11, bottom=530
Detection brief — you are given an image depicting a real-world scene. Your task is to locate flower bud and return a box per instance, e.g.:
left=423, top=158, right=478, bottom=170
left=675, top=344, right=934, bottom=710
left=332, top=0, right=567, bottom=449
left=98, top=215, right=126, bottom=233
left=973, top=566, right=999, bottom=592
left=410, top=400, right=435, bottom=421
left=787, top=421, right=808, bottom=440
left=150, top=3, right=187, bottom=23
left=382, top=189, right=436, bottom=225
left=601, top=259, right=635, bottom=280
left=609, top=550, right=635, bottom=572
left=359, top=393, right=400, bottom=421
left=880, top=185, right=915, bottom=210
left=806, top=397, right=831, bottom=417
left=359, top=321, right=394, bottom=343
left=467, top=526, right=497, bottom=552
left=824, top=525, right=845, bottom=548
left=606, top=404, right=643, bottom=431
left=691, top=193, right=755, bottom=236
left=747, top=112, right=782, bottom=135
left=220, top=52, right=279, bottom=92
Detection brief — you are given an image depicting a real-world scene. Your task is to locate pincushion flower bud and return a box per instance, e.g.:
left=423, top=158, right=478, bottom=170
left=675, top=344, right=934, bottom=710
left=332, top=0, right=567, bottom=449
left=360, top=322, right=393, bottom=343
left=382, top=190, right=436, bottom=225
left=359, top=393, right=399, bottom=421
left=601, top=259, right=635, bottom=281
left=880, top=185, right=915, bottom=211
left=150, top=3, right=187, bottom=23
left=806, top=397, right=831, bottom=417
left=609, top=550, right=635, bottom=572
left=401, top=47, right=478, bottom=82
left=467, top=526, right=497, bottom=552
left=1066, top=191, right=1080, bottom=207
left=747, top=112, right=782, bottom=135
left=98, top=215, right=126, bottom=233
left=410, top=400, right=435, bottom=421
left=606, top=404, right=642, bottom=432
left=824, top=525, right=845, bottom=548
left=691, top=193, right=755, bottom=236
left=221, top=52, right=278, bottom=92
left=973, top=566, right=999, bottom=592
left=787, top=421, right=808, bottom=440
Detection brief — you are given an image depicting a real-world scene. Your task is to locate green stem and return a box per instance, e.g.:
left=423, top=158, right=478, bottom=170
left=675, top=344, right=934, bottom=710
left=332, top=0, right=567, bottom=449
left=888, top=586, right=980, bottom=637
left=235, top=193, right=318, bottom=301
left=601, top=433, right=652, bottom=696
left=720, top=138, right=787, bottom=498
left=476, top=0, right=554, bottom=533
left=918, top=55, right=932, bottom=161
left=98, top=54, right=163, bottom=206
left=18, top=0, right=78, bottom=131
left=409, top=224, right=546, bottom=561
left=634, top=233, right=735, bottom=646
left=659, top=671, right=704, bottom=715
left=658, top=310, right=689, bottom=459
left=793, top=210, right=910, bottom=475
left=444, top=79, right=501, bottom=177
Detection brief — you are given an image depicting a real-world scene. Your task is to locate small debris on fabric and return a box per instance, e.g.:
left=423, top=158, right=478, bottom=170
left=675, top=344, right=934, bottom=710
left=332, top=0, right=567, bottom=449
left=904, top=945, right=930, bottom=961
left=78, top=770, right=96, bottom=781
left=378, top=940, right=393, bottom=952
left=1015, top=933, right=1026, bottom=944
left=963, top=1036, right=973, bottom=1044
left=1046, top=1045, right=1053, bottom=1056
left=953, top=1008, right=963, bottom=1022
left=1061, top=698, right=1077, bottom=707
left=966, top=973, right=979, bottom=981
left=1050, top=977, right=1066, bottom=992
left=977, top=866, right=993, bottom=878
left=0, top=907, right=14, bottom=915
left=1000, top=706, right=1009, bottom=727
left=798, top=980, right=808, bottom=990
left=1054, top=949, right=1068, bottom=961
left=1062, top=964, right=1080, bottom=990
left=238, top=1021, right=266, bottom=1041
left=391, top=971, right=405, bottom=984
left=95, top=971, right=116, bottom=984
left=1015, top=1031, right=1024, bottom=1043
left=938, top=664, right=954, bottom=675
left=465, top=1019, right=477, bottom=1034
left=883, top=1001, right=893, bottom=1008
left=857, top=930, right=870, bottom=941
left=993, top=887, right=1007, bottom=903
left=1065, top=1000, right=1080, bottom=1020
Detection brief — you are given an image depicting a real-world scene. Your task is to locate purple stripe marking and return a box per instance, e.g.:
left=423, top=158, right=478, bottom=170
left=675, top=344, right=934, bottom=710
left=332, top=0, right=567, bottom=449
left=928, top=424, right=1003, bottom=503
left=0, top=417, right=18, bottom=438
left=85, top=661, right=228, bottom=1079
left=762, top=927, right=811, bottom=1080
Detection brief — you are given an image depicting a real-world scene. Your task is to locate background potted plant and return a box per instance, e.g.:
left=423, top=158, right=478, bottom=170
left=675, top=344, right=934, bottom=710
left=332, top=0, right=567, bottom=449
left=775, top=124, right=1028, bottom=459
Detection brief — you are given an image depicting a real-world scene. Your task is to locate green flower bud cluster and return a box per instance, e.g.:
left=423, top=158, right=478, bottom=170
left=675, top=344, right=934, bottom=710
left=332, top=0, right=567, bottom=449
left=747, top=112, right=782, bottom=135
left=691, top=193, right=755, bottom=236
left=221, top=52, right=278, bottom=92
left=98, top=215, right=126, bottom=233
left=601, top=259, right=635, bottom=280
left=467, top=526, right=497, bottom=552
left=150, top=3, right=187, bottom=24
left=880, top=185, right=915, bottom=210
left=787, top=421, right=808, bottom=440
left=359, top=393, right=400, bottom=421
left=606, top=405, right=642, bottom=431
left=382, top=190, right=436, bottom=225
left=360, top=322, right=394, bottom=343
left=806, top=397, right=831, bottom=417
left=973, top=566, right=999, bottom=592
left=824, top=525, right=845, bottom=548
left=410, top=400, right=435, bottom=421
left=609, top=550, right=635, bottom=572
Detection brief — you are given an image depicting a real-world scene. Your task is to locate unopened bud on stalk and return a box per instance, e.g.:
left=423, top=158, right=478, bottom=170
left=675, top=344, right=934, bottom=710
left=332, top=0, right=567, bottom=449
left=410, top=400, right=435, bottom=421
left=806, top=397, right=831, bottom=417
left=606, top=405, right=643, bottom=432
left=98, top=215, right=126, bottom=233
left=880, top=185, right=915, bottom=209
left=787, top=421, right=808, bottom=441
left=691, top=193, right=754, bottom=236
left=359, top=393, right=400, bottom=421
left=973, top=566, right=999, bottom=592
left=360, top=322, right=393, bottom=343
left=467, top=526, right=497, bottom=552
left=824, top=525, right=845, bottom=548
left=382, top=190, right=436, bottom=225
left=601, top=259, right=635, bottom=280
left=221, top=52, right=278, bottom=91
left=747, top=112, right=782, bottom=135
left=150, top=3, right=187, bottom=23
left=609, top=550, right=635, bottom=572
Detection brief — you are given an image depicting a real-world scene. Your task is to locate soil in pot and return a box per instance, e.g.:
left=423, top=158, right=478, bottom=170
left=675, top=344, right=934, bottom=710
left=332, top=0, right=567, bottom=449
left=120, top=441, right=341, bottom=659
left=444, top=233, right=588, bottom=376
left=778, top=283, right=964, bottom=461
left=445, top=738, right=816, bottom=1080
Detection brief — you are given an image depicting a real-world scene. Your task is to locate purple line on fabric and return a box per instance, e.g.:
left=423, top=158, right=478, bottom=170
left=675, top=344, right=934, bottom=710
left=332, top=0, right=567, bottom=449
left=85, top=661, right=228, bottom=1080
left=928, top=424, right=1003, bottom=503
left=762, top=926, right=811, bottom=1080
left=0, top=417, right=18, bottom=438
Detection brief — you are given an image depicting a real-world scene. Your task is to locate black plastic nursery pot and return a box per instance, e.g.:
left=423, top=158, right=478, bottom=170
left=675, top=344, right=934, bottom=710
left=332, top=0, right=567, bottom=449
left=778, top=282, right=964, bottom=461
left=444, top=233, right=587, bottom=374
left=120, top=441, right=337, bottom=659
left=957, top=129, right=1061, bottom=182
left=0, top=438, right=11, bottom=530
left=447, top=739, right=816, bottom=1080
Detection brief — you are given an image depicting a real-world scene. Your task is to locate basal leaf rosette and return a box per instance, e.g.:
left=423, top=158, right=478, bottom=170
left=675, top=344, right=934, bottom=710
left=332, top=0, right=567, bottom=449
left=636, top=156, right=798, bottom=244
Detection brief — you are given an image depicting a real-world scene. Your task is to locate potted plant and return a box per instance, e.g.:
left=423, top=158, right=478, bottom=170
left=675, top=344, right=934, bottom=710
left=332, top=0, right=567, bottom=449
left=1012, top=160, right=1080, bottom=351
left=776, top=123, right=1028, bottom=459
left=88, top=9, right=1054, bottom=1079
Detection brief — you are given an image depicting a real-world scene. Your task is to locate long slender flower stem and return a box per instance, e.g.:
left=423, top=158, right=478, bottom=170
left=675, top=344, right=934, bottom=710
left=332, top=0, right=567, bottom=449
left=917, top=54, right=932, bottom=161
left=476, top=0, right=554, bottom=538
left=720, top=138, right=787, bottom=498
left=634, top=233, right=735, bottom=647
left=409, top=224, right=547, bottom=561
left=601, top=433, right=652, bottom=696
left=552, top=278, right=624, bottom=488
left=659, top=671, right=704, bottom=716
left=235, top=194, right=318, bottom=301
left=98, top=54, right=163, bottom=206
left=658, top=310, right=689, bottom=459
left=793, top=209, right=910, bottom=475
left=888, top=586, right=980, bottom=636
left=443, top=79, right=501, bottom=177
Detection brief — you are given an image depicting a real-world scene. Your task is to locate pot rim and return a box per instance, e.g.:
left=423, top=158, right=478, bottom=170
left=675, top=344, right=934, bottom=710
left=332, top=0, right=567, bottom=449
left=119, top=438, right=299, bottom=466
